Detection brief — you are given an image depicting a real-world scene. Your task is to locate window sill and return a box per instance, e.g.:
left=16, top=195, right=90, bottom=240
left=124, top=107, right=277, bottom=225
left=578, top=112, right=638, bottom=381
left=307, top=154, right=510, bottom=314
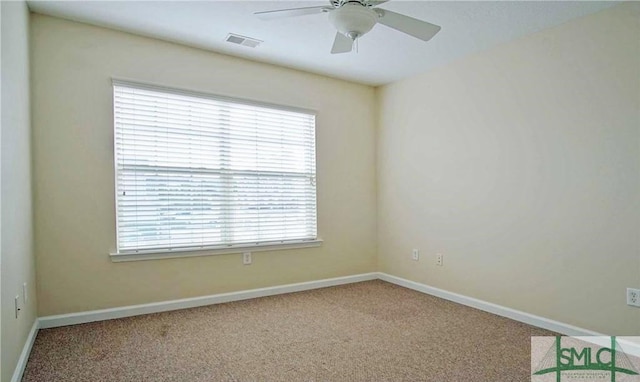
left=109, top=239, right=323, bottom=262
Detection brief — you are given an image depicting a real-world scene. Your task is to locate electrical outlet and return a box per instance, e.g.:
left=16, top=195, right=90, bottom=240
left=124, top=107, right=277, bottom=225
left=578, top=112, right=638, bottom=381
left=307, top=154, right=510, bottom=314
left=411, top=249, right=420, bottom=261
left=23, top=282, right=28, bottom=303
left=14, top=296, right=21, bottom=318
left=627, top=288, right=640, bottom=307
left=436, top=253, right=443, bottom=266
left=243, top=252, right=252, bottom=265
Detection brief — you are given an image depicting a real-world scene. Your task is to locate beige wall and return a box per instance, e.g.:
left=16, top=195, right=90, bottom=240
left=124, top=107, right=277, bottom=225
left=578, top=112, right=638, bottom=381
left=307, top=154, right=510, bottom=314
left=30, top=14, right=377, bottom=316
left=1, top=1, right=38, bottom=381
left=30, top=3, right=639, bottom=336
left=377, top=3, right=640, bottom=335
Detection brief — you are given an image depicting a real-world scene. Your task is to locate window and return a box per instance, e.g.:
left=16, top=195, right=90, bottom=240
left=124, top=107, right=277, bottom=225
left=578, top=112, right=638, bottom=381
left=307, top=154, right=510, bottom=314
left=113, top=81, right=317, bottom=256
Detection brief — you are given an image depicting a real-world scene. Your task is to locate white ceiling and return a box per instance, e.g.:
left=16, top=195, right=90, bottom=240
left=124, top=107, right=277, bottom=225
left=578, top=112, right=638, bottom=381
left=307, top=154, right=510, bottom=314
left=27, top=1, right=617, bottom=86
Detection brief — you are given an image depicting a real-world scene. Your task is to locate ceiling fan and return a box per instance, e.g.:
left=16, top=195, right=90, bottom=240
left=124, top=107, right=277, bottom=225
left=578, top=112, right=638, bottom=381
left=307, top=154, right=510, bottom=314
left=255, top=0, right=441, bottom=54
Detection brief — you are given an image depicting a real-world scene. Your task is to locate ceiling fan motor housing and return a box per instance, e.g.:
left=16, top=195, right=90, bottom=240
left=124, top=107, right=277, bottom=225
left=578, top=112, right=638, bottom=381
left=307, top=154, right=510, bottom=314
left=328, top=3, right=378, bottom=40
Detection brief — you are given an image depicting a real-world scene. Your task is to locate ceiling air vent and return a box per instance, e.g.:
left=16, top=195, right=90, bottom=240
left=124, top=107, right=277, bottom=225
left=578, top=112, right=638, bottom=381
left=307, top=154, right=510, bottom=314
left=225, top=33, right=262, bottom=48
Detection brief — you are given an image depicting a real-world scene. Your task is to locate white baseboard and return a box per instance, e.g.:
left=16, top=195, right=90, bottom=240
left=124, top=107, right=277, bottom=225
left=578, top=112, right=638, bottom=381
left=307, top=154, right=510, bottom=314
left=377, top=272, right=602, bottom=337
left=11, top=319, right=40, bottom=382
left=20, top=271, right=634, bottom=380
left=37, top=271, right=605, bottom=335
left=39, top=273, right=378, bottom=329
left=618, top=338, right=640, bottom=357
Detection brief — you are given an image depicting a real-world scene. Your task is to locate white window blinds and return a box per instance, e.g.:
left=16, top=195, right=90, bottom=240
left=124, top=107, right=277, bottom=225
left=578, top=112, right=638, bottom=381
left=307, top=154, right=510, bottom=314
left=113, top=81, right=317, bottom=254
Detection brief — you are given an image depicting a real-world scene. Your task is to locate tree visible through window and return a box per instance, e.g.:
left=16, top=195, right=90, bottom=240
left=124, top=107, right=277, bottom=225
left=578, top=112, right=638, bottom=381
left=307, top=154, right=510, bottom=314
left=113, top=81, right=317, bottom=253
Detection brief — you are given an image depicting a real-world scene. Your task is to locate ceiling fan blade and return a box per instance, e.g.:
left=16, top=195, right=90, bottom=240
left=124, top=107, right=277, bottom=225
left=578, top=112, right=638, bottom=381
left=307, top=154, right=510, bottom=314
left=255, top=6, right=331, bottom=20
left=375, top=9, right=441, bottom=41
left=331, top=32, right=353, bottom=54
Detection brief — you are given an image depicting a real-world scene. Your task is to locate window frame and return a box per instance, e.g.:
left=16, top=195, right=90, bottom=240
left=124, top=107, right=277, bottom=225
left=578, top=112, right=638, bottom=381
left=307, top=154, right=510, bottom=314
left=109, top=79, right=322, bottom=262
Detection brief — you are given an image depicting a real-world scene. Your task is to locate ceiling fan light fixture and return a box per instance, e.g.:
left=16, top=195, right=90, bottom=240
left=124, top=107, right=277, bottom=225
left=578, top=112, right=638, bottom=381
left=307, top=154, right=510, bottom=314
left=254, top=0, right=442, bottom=54
left=328, top=3, right=378, bottom=40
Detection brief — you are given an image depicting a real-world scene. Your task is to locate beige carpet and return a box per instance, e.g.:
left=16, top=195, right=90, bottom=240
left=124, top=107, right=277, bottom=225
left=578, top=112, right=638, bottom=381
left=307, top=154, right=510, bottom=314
left=23, top=280, right=553, bottom=381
